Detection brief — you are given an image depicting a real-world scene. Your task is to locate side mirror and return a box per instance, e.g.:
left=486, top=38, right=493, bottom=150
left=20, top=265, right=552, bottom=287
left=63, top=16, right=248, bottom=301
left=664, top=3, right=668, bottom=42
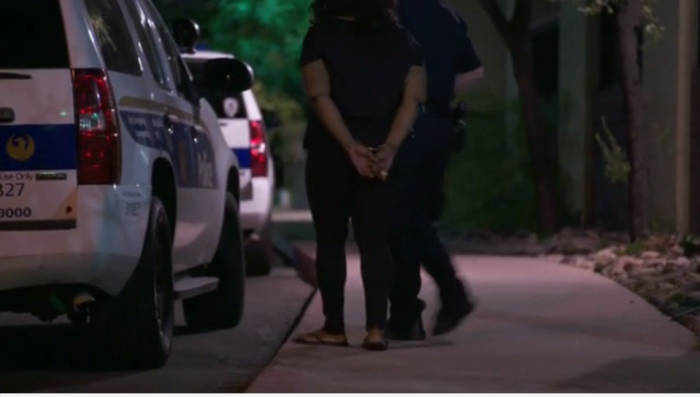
left=202, top=58, right=254, bottom=94
left=173, top=18, right=200, bottom=53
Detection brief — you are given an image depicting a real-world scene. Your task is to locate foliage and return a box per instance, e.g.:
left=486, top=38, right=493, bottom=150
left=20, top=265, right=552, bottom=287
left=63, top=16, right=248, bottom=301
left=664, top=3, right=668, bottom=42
left=442, top=113, right=536, bottom=233
left=209, top=0, right=310, bottom=106
left=680, top=234, right=700, bottom=257
left=252, top=82, right=305, bottom=127
left=562, top=0, right=664, bottom=39
left=152, top=0, right=310, bottom=152
left=595, top=117, right=631, bottom=184
left=623, top=239, right=646, bottom=255
left=252, top=81, right=307, bottom=165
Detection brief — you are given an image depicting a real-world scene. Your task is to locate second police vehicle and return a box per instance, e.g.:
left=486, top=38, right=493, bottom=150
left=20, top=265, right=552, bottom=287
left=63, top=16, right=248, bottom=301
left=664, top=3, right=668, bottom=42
left=181, top=49, right=276, bottom=276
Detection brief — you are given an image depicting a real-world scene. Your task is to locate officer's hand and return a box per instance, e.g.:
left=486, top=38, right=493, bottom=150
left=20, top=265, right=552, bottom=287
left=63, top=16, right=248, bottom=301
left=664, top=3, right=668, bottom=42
left=374, top=143, right=397, bottom=180
left=347, top=142, right=376, bottom=178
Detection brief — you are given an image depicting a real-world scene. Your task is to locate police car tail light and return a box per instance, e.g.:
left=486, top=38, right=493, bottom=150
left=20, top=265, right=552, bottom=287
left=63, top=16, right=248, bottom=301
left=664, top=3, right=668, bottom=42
left=250, top=120, right=268, bottom=177
left=72, top=69, right=121, bottom=185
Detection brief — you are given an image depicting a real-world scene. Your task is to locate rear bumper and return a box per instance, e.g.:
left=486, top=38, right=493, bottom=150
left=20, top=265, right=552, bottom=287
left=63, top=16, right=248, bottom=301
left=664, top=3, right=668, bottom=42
left=0, top=185, right=151, bottom=296
left=240, top=177, right=273, bottom=233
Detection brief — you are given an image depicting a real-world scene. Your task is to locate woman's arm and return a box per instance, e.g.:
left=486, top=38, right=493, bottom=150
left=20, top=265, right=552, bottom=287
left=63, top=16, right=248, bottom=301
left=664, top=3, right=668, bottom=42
left=301, top=60, right=356, bottom=152
left=385, top=65, right=427, bottom=149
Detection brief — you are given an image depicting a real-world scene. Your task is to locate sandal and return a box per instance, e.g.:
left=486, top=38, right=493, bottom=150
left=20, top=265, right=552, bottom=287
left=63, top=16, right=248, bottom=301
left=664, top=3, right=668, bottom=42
left=292, top=329, right=349, bottom=347
left=362, top=328, right=389, bottom=351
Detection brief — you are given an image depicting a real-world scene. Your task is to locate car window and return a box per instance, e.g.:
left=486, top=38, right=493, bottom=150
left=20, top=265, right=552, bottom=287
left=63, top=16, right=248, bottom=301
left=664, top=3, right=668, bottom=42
left=0, top=0, right=69, bottom=69
left=83, top=0, right=142, bottom=76
left=122, top=0, right=168, bottom=88
left=140, top=0, right=191, bottom=99
left=185, top=59, right=247, bottom=119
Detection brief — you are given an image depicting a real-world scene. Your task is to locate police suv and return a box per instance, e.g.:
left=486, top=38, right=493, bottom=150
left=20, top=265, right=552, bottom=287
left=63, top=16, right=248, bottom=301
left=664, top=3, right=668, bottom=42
left=182, top=50, right=276, bottom=276
left=0, top=0, right=252, bottom=369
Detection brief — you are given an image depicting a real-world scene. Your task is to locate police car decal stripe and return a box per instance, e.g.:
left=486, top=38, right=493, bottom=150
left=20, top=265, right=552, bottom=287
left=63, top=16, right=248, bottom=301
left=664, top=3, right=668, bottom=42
left=233, top=148, right=251, bottom=168
left=119, top=110, right=219, bottom=189
left=0, top=124, right=77, bottom=171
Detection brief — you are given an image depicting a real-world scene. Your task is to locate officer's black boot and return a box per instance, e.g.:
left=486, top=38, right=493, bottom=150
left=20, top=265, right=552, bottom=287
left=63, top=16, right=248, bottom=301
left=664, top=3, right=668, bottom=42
left=433, top=277, right=475, bottom=336
left=387, top=299, right=427, bottom=341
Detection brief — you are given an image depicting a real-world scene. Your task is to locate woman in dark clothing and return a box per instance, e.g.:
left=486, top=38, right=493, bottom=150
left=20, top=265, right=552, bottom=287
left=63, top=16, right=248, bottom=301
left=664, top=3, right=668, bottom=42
left=292, top=0, right=425, bottom=350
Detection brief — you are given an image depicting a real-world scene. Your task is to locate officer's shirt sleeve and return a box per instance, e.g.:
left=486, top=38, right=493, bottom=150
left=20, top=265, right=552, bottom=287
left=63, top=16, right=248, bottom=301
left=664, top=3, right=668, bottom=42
left=300, top=26, right=324, bottom=68
left=454, top=17, right=482, bottom=73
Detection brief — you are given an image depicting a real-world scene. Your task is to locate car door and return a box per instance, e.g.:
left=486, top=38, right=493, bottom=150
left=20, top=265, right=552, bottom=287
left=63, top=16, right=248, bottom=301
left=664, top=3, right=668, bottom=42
left=138, top=0, right=222, bottom=267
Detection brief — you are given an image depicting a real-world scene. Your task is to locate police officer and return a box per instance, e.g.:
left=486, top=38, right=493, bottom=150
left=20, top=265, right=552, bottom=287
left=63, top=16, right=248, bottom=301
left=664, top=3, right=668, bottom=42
left=387, top=0, right=484, bottom=340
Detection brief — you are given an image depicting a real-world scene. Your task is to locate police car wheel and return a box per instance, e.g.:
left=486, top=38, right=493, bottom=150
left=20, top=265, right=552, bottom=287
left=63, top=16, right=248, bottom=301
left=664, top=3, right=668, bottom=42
left=182, top=193, right=245, bottom=329
left=244, top=222, right=273, bottom=276
left=90, top=197, right=175, bottom=370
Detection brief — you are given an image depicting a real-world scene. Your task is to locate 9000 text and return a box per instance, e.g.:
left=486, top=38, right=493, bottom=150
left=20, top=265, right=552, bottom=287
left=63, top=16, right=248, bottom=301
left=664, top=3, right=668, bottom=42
left=0, top=207, right=32, bottom=219
left=0, top=183, right=25, bottom=197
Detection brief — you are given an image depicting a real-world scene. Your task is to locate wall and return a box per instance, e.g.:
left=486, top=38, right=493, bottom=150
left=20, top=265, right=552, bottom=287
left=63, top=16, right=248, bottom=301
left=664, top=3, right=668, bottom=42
left=642, top=0, right=698, bottom=232
left=558, top=2, right=598, bottom=223
left=451, top=0, right=510, bottom=110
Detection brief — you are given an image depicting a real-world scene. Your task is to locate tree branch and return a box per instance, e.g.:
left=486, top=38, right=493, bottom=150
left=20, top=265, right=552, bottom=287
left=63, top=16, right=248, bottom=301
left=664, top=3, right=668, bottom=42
left=479, top=0, right=511, bottom=41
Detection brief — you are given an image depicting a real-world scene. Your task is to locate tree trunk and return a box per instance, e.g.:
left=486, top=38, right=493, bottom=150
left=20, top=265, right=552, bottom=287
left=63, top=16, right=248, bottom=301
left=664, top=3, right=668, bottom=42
left=511, top=47, right=560, bottom=233
left=616, top=0, right=647, bottom=240
left=479, top=0, right=560, bottom=233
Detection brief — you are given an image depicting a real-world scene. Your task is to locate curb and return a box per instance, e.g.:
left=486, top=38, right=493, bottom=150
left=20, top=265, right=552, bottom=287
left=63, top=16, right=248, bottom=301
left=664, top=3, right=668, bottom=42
left=218, top=247, right=317, bottom=393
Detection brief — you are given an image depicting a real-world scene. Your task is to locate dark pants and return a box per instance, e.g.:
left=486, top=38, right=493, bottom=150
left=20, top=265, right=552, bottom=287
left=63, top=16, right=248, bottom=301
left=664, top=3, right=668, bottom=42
left=388, top=117, right=465, bottom=325
left=306, top=146, right=393, bottom=333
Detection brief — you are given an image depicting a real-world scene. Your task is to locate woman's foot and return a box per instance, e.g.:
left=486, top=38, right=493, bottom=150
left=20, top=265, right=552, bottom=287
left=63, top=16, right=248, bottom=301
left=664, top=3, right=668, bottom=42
left=292, top=329, right=349, bottom=347
left=362, top=328, right=389, bottom=351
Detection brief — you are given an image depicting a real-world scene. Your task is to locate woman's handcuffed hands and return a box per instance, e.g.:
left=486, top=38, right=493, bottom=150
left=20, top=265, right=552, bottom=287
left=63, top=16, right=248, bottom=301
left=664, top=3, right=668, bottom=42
left=345, top=140, right=397, bottom=180
left=373, top=143, right=397, bottom=180
left=346, top=141, right=377, bottom=178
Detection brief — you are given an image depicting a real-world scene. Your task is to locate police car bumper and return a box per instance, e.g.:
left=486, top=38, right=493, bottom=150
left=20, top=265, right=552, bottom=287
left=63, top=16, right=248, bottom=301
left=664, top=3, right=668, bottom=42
left=240, top=176, right=273, bottom=233
left=0, top=185, right=151, bottom=296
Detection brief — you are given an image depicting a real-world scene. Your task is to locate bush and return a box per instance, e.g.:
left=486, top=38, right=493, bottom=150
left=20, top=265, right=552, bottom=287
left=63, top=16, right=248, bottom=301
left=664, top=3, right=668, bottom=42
left=442, top=112, right=538, bottom=233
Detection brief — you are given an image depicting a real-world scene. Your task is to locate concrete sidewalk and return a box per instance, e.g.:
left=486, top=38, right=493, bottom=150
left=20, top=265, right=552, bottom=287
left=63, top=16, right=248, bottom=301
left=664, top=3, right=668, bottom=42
left=248, top=254, right=700, bottom=392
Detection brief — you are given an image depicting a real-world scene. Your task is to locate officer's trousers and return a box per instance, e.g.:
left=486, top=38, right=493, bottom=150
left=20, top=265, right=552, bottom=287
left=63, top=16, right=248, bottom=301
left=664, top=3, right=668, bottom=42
left=306, top=145, right=393, bottom=333
left=388, top=117, right=465, bottom=325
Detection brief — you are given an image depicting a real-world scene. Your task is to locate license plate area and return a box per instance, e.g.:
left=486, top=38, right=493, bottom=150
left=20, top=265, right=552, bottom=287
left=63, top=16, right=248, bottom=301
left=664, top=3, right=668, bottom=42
left=0, top=171, right=77, bottom=231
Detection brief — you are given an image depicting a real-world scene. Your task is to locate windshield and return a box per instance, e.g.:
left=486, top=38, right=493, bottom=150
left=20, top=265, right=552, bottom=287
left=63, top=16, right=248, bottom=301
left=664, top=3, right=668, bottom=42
left=185, top=58, right=246, bottom=119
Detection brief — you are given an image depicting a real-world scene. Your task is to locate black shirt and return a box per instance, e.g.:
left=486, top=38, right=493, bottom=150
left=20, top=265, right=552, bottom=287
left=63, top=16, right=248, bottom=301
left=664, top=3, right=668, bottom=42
left=398, top=0, right=482, bottom=106
left=300, top=19, right=423, bottom=150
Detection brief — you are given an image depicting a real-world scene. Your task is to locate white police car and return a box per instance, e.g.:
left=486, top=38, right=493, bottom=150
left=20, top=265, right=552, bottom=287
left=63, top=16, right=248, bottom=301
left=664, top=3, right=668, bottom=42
left=0, top=0, right=251, bottom=369
left=181, top=50, right=276, bottom=276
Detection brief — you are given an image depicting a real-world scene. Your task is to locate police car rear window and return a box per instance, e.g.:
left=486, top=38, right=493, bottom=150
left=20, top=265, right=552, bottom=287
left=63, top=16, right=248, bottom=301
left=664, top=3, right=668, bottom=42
left=185, top=59, right=247, bottom=119
left=0, top=0, right=70, bottom=69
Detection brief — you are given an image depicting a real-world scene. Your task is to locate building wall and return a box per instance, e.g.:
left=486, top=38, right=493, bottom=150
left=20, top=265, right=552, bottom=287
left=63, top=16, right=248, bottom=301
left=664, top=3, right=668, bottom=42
left=642, top=0, right=698, bottom=232
left=450, top=0, right=510, bottom=111
left=451, top=0, right=700, bottom=232
left=555, top=0, right=698, bottom=232
left=558, top=2, right=598, bottom=222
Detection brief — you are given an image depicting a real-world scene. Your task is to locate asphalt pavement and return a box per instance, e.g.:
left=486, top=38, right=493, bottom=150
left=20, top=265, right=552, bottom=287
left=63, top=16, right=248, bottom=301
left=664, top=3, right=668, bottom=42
left=0, top=266, right=314, bottom=393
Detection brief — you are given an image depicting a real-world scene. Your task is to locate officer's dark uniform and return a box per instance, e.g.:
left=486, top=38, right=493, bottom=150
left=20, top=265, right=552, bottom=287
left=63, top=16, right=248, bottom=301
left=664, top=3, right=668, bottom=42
left=388, top=0, right=482, bottom=337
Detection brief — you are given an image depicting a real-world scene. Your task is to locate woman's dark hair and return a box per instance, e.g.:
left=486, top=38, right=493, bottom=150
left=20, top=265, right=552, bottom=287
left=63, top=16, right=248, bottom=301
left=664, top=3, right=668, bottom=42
left=310, top=0, right=398, bottom=29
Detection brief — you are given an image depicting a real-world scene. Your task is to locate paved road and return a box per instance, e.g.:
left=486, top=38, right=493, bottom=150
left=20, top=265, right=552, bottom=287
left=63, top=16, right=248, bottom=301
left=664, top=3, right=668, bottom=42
left=0, top=267, right=314, bottom=393
left=250, top=254, right=700, bottom=393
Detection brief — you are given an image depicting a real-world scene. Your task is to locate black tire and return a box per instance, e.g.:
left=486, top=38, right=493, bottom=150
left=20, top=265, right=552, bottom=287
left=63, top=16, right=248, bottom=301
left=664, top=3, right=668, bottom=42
left=245, top=220, right=273, bottom=276
left=90, top=197, right=175, bottom=370
left=182, top=193, right=246, bottom=329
